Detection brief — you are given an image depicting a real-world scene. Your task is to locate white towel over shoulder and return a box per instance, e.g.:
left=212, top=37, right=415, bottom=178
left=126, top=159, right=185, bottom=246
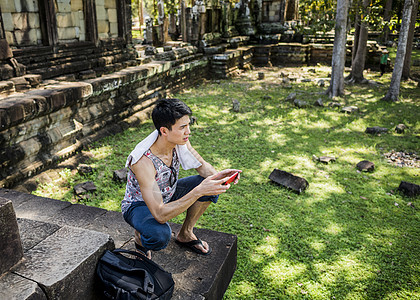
left=125, top=130, right=202, bottom=170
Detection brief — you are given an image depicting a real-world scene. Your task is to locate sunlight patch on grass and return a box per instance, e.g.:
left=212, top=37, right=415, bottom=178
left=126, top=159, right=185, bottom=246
left=255, top=235, right=280, bottom=257
left=232, top=281, right=258, bottom=297
left=90, top=146, right=114, bottom=159
left=324, top=222, right=344, bottom=235
left=264, top=259, right=306, bottom=285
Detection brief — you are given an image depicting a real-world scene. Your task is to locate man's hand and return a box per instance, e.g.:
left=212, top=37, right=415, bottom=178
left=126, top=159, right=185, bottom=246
left=196, top=169, right=242, bottom=196
left=214, top=169, right=242, bottom=185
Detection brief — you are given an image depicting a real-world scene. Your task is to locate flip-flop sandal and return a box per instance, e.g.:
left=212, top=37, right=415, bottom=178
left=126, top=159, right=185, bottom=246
left=175, top=238, right=212, bottom=256
left=135, top=242, right=151, bottom=258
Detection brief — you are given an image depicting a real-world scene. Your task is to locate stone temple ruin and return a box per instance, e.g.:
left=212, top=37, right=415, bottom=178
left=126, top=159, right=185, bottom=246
left=0, top=0, right=391, bottom=298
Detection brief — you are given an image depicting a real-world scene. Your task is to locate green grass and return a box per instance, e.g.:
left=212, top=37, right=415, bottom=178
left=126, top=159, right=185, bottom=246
left=33, top=66, right=419, bottom=299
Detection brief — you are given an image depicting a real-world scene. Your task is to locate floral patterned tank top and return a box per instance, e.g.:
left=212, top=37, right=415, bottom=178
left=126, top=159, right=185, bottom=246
left=121, top=149, right=180, bottom=214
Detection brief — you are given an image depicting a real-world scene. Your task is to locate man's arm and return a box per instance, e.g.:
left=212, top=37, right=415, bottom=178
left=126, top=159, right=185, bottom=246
left=131, top=156, right=229, bottom=224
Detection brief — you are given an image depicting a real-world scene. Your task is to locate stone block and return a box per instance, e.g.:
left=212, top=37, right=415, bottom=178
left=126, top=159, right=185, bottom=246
left=86, top=210, right=133, bottom=248
left=398, top=181, right=420, bottom=197
left=356, top=160, right=375, bottom=172
left=96, top=5, right=107, bottom=21
left=17, top=218, right=60, bottom=251
left=58, top=27, right=76, bottom=40
left=5, top=31, right=14, bottom=45
left=71, top=11, right=80, bottom=27
left=20, top=0, right=39, bottom=12
left=269, top=169, right=309, bottom=194
left=2, top=190, right=72, bottom=223
left=28, top=12, right=40, bottom=28
left=56, top=0, right=71, bottom=13
left=24, top=74, right=42, bottom=87
left=153, top=223, right=237, bottom=300
left=2, top=0, right=16, bottom=13
left=0, top=272, right=47, bottom=300
left=2, top=13, right=14, bottom=31
left=57, top=13, right=73, bottom=27
left=14, top=29, right=38, bottom=45
left=0, top=198, right=24, bottom=274
left=365, top=126, right=388, bottom=134
left=12, top=226, right=113, bottom=299
left=108, top=8, right=118, bottom=22
left=71, top=0, right=84, bottom=11
left=105, top=0, right=117, bottom=8
left=113, top=167, right=128, bottom=183
left=110, top=22, right=118, bottom=36
left=12, top=12, right=28, bottom=30
left=98, top=20, right=110, bottom=33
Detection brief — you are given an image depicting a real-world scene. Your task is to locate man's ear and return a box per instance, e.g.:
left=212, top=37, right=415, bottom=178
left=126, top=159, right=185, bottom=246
left=160, top=126, right=169, bottom=136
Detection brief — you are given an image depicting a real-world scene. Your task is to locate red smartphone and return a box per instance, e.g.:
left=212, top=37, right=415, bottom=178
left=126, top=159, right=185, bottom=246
left=223, top=172, right=239, bottom=185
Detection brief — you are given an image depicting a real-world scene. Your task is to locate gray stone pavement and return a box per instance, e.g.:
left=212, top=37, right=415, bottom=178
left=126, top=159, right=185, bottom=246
left=0, top=188, right=237, bottom=299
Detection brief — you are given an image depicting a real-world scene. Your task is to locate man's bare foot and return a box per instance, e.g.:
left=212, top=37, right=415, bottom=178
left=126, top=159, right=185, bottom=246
left=134, top=230, right=152, bottom=259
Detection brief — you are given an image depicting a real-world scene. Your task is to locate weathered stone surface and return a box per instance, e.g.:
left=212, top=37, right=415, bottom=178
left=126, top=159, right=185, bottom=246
left=356, top=160, right=375, bottom=172
left=17, top=218, right=60, bottom=251
left=341, top=106, right=358, bottom=114
left=328, top=102, right=342, bottom=108
left=294, top=98, right=309, bottom=108
left=77, top=164, right=94, bottom=175
left=269, top=169, right=309, bottom=194
left=232, top=99, right=240, bottom=112
left=398, top=181, right=420, bottom=197
left=0, top=190, right=72, bottom=222
left=74, top=181, right=97, bottom=195
left=0, top=272, right=47, bottom=300
left=314, top=98, right=324, bottom=106
left=1, top=188, right=237, bottom=299
left=86, top=210, right=132, bottom=248
left=145, top=46, right=157, bottom=56
left=395, top=123, right=407, bottom=133
left=365, top=126, right=388, bottom=134
left=285, top=92, right=296, bottom=101
left=153, top=223, right=237, bottom=300
left=316, top=156, right=336, bottom=164
left=0, top=198, right=24, bottom=275
left=13, top=226, right=113, bottom=299
left=113, top=167, right=128, bottom=182
left=52, top=203, right=105, bottom=228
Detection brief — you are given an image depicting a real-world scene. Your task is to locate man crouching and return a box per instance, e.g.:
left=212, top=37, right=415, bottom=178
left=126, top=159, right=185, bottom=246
left=121, top=98, right=241, bottom=258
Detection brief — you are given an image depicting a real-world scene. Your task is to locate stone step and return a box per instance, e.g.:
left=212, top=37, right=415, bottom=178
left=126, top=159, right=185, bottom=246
left=0, top=188, right=237, bottom=299
left=0, top=218, right=113, bottom=299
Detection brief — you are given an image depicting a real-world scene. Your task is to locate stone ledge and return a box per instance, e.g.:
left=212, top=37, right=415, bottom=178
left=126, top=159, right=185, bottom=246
left=0, top=188, right=237, bottom=299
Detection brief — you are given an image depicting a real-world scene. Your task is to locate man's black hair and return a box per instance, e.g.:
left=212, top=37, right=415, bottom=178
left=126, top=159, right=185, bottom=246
left=152, top=99, right=192, bottom=134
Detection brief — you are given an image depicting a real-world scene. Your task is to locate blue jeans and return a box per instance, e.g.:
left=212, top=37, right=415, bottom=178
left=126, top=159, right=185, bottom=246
left=123, top=175, right=218, bottom=251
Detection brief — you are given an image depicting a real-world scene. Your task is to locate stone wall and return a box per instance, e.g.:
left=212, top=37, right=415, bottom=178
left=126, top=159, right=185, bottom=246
left=2, top=0, right=42, bottom=46
left=96, top=0, right=118, bottom=40
left=0, top=48, right=208, bottom=188
left=56, top=0, right=86, bottom=42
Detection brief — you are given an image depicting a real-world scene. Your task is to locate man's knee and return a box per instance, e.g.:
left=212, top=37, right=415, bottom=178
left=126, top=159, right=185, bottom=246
left=142, top=223, right=172, bottom=251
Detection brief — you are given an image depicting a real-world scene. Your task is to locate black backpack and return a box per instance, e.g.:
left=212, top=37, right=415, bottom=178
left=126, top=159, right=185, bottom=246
left=96, top=249, right=175, bottom=300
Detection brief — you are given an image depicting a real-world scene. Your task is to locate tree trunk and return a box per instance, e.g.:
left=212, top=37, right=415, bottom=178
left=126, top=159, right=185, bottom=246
left=402, top=0, right=418, bottom=79
left=328, top=0, right=350, bottom=98
left=346, top=0, right=370, bottom=83
left=383, top=0, right=413, bottom=101
left=352, top=0, right=361, bottom=62
left=382, top=0, right=393, bottom=43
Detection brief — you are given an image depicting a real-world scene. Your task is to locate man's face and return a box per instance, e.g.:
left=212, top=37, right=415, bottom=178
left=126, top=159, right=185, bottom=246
left=165, top=115, right=191, bottom=145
